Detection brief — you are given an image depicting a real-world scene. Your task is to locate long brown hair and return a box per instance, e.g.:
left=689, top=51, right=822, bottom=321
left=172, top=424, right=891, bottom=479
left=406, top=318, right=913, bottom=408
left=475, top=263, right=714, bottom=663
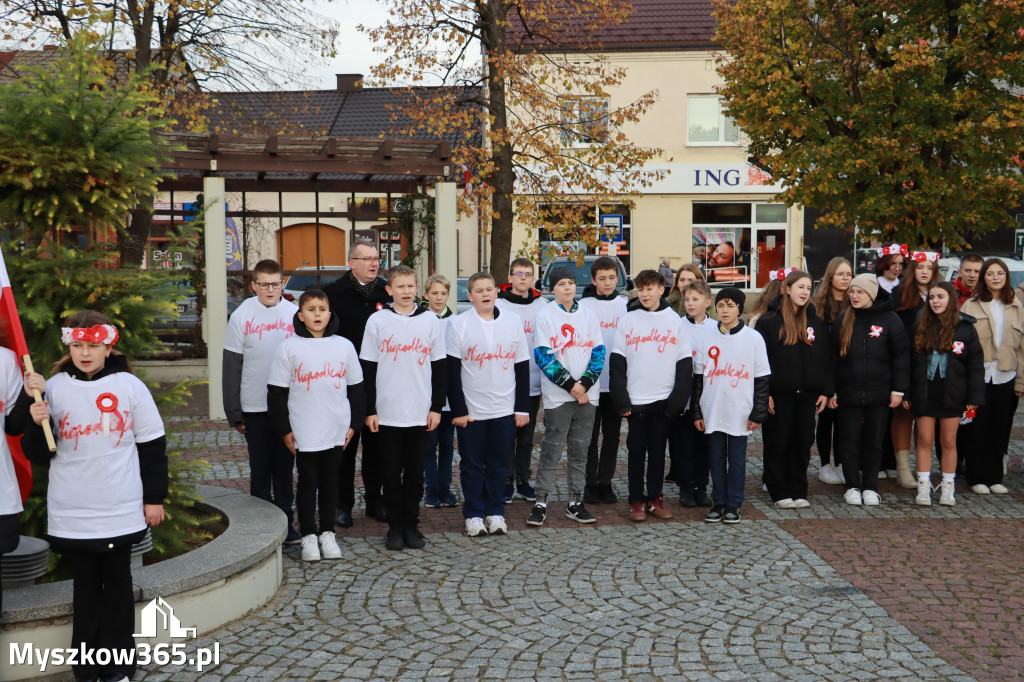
left=897, top=257, right=940, bottom=311
left=778, top=270, right=813, bottom=346
left=813, top=257, right=852, bottom=324
left=52, top=310, right=131, bottom=375
left=749, top=278, right=783, bottom=320
left=672, top=263, right=706, bottom=291
left=837, top=282, right=875, bottom=357
left=973, top=258, right=1016, bottom=305
left=914, top=282, right=960, bottom=354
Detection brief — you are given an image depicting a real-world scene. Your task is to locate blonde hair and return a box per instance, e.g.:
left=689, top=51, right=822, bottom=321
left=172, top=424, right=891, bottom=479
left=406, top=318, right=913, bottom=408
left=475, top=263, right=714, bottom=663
left=425, top=274, right=451, bottom=292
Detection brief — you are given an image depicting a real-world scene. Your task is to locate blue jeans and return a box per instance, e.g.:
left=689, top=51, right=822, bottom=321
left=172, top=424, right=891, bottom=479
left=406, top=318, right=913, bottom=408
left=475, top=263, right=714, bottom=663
left=707, top=431, right=747, bottom=509
left=424, top=411, right=455, bottom=493
left=458, top=416, right=515, bottom=518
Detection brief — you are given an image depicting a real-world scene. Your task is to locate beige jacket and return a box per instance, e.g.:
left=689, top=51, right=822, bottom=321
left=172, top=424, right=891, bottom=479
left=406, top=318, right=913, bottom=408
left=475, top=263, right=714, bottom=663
left=961, top=297, right=1024, bottom=392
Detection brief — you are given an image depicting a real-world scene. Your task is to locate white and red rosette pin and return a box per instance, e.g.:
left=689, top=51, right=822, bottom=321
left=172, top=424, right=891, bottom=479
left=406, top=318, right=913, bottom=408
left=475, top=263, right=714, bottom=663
left=876, top=244, right=909, bottom=257
left=909, top=251, right=940, bottom=263
left=768, top=266, right=797, bottom=282
left=61, top=324, right=120, bottom=346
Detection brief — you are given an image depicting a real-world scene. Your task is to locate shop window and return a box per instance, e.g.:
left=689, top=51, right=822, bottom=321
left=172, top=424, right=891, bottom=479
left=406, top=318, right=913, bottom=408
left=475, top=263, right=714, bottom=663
left=560, top=97, right=609, bottom=147
left=687, top=95, right=740, bottom=145
left=693, top=202, right=788, bottom=288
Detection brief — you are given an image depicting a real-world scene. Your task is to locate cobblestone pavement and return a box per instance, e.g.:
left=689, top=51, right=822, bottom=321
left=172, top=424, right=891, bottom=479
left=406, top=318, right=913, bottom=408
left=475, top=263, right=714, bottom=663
left=124, top=388, right=1024, bottom=680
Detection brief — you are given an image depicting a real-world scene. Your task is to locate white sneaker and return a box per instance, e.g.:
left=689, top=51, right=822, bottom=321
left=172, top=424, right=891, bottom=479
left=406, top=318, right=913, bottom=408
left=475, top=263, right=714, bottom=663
left=877, top=470, right=888, bottom=479
left=885, top=469, right=898, bottom=479
left=862, top=490, right=880, bottom=506
left=762, top=483, right=768, bottom=492
left=320, top=531, right=342, bottom=559
left=971, top=483, right=991, bottom=495
left=484, top=515, right=507, bottom=535
left=465, top=517, right=488, bottom=536
left=818, top=464, right=843, bottom=485
left=844, top=488, right=862, bottom=505
left=793, top=498, right=810, bottom=508
left=300, top=534, right=320, bottom=561
left=774, top=498, right=796, bottom=509
left=939, top=481, right=956, bottom=506
left=916, top=481, right=932, bottom=506
left=837, top=466, right=846, bottom=484
left=989, top=483, right=1009, bottom=494
left=1004, top=454, right=1009, bottom=476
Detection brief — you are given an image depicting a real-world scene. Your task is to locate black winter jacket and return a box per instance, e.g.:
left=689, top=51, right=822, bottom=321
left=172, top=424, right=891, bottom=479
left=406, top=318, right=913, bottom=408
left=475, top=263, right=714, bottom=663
left=322, top=271, right=392, bottom=352
left=892, top=283, right=926, bottom=333
left=908, top=313, right=986, bottom=413
left=754, top=297, right=835, bottom=398
left=829, top=290, right=910, bottom=406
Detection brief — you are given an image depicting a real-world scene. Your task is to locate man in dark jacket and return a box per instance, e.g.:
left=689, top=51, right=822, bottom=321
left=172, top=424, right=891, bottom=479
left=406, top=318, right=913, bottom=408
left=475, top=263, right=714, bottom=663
left=322, top=241, right=392, bottom=526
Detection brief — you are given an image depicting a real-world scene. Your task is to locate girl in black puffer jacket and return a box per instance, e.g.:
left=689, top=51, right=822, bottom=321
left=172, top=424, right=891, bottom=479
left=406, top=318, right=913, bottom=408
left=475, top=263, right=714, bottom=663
left=829, top=274, right=910, bottom=506
left=755, top=271, right=835, bottom=509
left=905, top=282, right=984, bottom=507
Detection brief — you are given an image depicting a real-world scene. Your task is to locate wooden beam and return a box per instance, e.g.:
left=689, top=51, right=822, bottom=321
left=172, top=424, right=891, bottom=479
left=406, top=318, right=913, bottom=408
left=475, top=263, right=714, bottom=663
left=320, top=138, right=338, bottom=157
left=264, top=135, right=279, bottom=155
left=374, top=140, right=394, bottom=160
left=158, top=177, right=421, bottom=193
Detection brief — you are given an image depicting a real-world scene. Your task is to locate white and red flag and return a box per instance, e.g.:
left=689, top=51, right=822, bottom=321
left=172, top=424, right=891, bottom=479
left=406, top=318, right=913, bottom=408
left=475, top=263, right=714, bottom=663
left=0, top=248, right=33, bottom=502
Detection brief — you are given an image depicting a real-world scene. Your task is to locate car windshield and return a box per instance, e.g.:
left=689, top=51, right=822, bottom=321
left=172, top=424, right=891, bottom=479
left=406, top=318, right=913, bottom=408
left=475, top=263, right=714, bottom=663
left=456, top=279, right=469, bottom=301
left=543, top=262, right=599, bottom=288
left=286, top=273, right=342, bottom=292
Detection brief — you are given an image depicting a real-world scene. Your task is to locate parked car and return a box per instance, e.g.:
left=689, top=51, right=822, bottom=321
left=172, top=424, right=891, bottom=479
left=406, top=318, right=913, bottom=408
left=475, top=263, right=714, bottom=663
left=455, top=276, right=472, bottom=314
left=537, top=256, right=633, bottom=300
left=939, top=255, right=1024, bottom=290
left=282, top=266, right=348, bottom=302
left=151, top=275, right=246, bottom=334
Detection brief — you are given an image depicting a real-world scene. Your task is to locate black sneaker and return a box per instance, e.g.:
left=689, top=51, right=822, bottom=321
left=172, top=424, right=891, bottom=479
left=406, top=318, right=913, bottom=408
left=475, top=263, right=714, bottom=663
left=526, top=504, right=547, bottom=526
left=404, top=525, right=426, bottom=549
left=693, top=488, right=713, bottom=507
left=566, top=502, right=596, bottom=524
left=723, top=508, right=741, bottom=524
left=704, top=506, right=724, bottom=523
left=335, top=509, right=353, bottom=528
left=385, top=525, right=405, bottom=550
left=583, top=485, right=600, bottom=504
left=285, top=525, right=302, bottom=546
left=598, top=484, right=618, bottom=504
left=678, top=489, right=697, bottom=507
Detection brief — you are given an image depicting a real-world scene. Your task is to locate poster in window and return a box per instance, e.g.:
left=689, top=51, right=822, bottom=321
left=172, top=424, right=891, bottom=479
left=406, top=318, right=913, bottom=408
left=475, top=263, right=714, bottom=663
left=693, top=227, right=751, bottom=286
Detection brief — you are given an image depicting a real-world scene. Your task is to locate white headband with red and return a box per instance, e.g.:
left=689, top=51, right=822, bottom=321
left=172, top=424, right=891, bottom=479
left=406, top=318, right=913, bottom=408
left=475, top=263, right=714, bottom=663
left=877, top=244, right=909, bottom=257
left=61, top=325, right=119, bottom=346
left=768, top=267, right=797, bottom=282
left=909, top=251, right=940, bottom=263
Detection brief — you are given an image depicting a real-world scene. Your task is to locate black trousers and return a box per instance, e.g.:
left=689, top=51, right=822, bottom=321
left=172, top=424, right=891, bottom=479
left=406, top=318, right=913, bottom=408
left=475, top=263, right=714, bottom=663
left=881, top=407, right=896, bottom=470
left=966, top=381, right=1016, bottom=486
left=379, top=425, right=428, bottom=526
left=338, top=425, right=384, bottom=512
left=243, top=411, right=294, bottom=523
left=506, top=395, right=541, bottom=484
left=295, top=446, right=343, bottom=536
left=626, top=406, right=669, bottom=504
left=815, top=405, right=840, bottom=467
left=763, top=391, right=816, bottom=501
left=670, top=409, right=709, bottom=491
left=836, top=403, right=889, bottom=493
left=586, top=396, right=622, bottom=487
left=71, top=547, right=136, bottom=680
left=0, top=513, right=19, bottom=614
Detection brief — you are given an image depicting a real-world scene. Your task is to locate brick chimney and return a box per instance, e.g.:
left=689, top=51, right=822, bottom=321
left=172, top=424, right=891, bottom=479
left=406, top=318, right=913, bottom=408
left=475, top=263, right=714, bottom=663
left=336, top=74, right=363, bottom=92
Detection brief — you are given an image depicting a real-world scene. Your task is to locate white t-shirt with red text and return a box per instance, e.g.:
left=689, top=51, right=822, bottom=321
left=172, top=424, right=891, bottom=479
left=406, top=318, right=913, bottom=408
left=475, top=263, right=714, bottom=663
left=579, top=295, right=628, bottom=393
left=611, top=307, right=692, bottom=405
left=535, top=302, right=604, bottom=408
left=46, top=371, right=165, bottom=540
left=0, top=348, right=24, bottom=515
left=267, top=335, right=363, bottom=451
left=693, top=323, right=771, bottom=436
left=360, top=309, right=445, bottom=427
left=224, top=296, right=298, bottom=413
left=495, top=296, right=547, bottom=396
left=446, top=308, right=530, bottom=420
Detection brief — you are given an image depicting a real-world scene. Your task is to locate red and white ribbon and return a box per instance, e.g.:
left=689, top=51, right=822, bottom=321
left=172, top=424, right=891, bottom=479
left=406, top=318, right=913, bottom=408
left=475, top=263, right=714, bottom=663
left=768, top=267, right=797, bottom=282
left=952, top=341, right=964, bottom=355
left=869, top=325, right=883, bottom=338
left=96, top=392, right=119, bottom=437
left=806, top=327, right=815, bottom=342
left=876, top=244, right=909, bottom=257
left=910, top=251, right=940, bottom=263
left=61, top=324, right=119, bottom=346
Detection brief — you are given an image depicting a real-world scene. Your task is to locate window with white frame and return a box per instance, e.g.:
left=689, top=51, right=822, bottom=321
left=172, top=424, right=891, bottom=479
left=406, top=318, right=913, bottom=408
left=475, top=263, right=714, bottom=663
left=560, top=97, right=609, bottom=147
left=687, top=94, right=740, bottom=145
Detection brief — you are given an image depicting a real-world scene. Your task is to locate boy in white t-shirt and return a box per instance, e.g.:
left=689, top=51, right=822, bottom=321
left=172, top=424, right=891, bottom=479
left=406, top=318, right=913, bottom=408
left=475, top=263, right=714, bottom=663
left=223, top=259, right=301, bottom=544
left=579, top=256, right=628, bottom=506
left=527, top=267, right=605, bottom=527
left=447, top=272, right=531, bottom=537
left=361, top=265, right=446, bottom=551
left=674, top=279, right=716, bottom=508
left=609, top=270, right=693, bottom=523
left=267, top=289, right=364, bottom=561
left=495, top=257, right=547, bottom=504
left=420, top=274, right=457, bottom=509
left=691, top=287, right=771, bottom=525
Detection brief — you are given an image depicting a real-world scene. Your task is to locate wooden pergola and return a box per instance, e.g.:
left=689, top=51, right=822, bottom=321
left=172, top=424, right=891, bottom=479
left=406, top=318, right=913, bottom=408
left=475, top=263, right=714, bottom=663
left=156, top=132, right=459, bottom=421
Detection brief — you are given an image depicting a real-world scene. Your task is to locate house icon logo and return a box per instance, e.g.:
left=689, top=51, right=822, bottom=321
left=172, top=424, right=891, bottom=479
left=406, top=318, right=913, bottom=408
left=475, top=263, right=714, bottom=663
left=133, top=597, right=198, bottom=639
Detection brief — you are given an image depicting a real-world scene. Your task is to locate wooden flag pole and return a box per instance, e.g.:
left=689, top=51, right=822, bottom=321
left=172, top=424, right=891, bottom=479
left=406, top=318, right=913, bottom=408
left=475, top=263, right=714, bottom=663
left=21, top=354, right=56, bottom=452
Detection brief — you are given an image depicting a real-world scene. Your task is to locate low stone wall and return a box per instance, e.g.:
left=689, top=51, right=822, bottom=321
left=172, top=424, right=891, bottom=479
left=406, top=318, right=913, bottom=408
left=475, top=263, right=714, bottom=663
left=0, top=485, right=285, bottom=681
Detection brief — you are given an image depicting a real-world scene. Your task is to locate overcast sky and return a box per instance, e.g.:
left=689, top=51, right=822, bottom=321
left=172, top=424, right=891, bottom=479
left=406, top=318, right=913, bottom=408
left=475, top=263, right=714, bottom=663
left=306, top=0, right=392, bottom=89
